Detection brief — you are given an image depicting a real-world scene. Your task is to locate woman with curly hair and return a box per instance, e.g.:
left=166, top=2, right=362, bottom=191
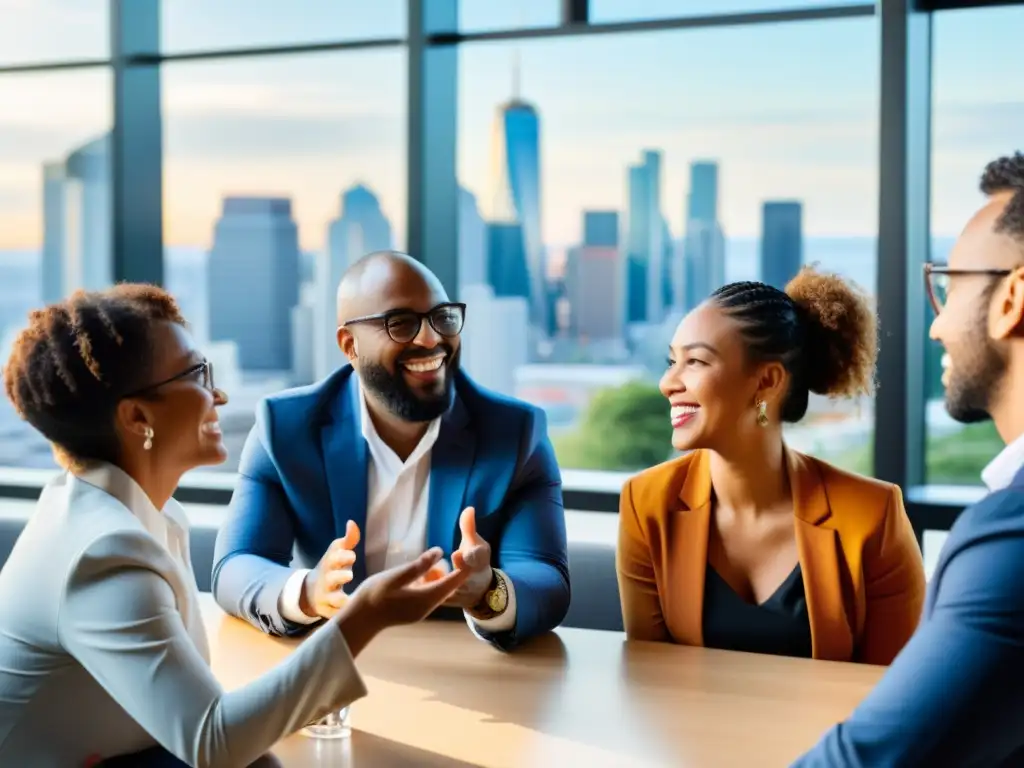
left=0, top=285, right=472, bottom=767
left=617, top=267, right=926, bottom=664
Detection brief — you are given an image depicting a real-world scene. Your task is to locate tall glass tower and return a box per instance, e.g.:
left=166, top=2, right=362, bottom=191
left=487, top=59, right=546, bottom=333
left=625, top=150, right=666, bottom=324
left=683, top=160, right=725, bottom=312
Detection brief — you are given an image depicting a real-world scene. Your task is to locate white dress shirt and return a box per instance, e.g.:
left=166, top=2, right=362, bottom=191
left=0, top=463, right=366, bottom=768
left=981, top=431, right=1024, bottom=492
left=280, top=376, right=517, bottom=633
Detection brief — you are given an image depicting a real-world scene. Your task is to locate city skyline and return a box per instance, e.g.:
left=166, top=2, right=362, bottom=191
left=0, top=4, right=1022, bottom=251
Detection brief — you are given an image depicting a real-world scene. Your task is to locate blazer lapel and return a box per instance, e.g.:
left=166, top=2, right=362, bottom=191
left=320, top=377, right=369, bottom=584
left=666, top=450, right=712, bottom=647
left=788, top=449, right=853, bottom=662
left=427, top=395, right=477, bottom=555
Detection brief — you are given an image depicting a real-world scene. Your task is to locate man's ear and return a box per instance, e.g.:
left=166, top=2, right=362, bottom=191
left=990, top=268, right=1024, bottom=340
left=337, top=327, right=358, bottom=361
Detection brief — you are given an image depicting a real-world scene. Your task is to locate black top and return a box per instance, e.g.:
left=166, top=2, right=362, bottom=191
left=701, top=563, right=813, bottom=659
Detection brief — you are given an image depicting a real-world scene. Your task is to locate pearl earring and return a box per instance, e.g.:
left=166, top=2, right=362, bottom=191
left=143, top=426, right=154, bottom=451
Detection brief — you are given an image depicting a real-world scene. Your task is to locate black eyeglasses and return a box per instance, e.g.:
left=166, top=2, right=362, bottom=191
left=341, top=303, right=466, bottom=344
left=923, top=263, right=1013, bottom=314
left=122, top=360, right=215, bottom=399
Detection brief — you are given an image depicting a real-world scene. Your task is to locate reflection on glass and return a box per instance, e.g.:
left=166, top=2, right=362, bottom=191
left=924, top=5, right=1023, bottom=485
left=457, top=19, right=879, bottom=475
left=0, top=69, right=112, bottom=468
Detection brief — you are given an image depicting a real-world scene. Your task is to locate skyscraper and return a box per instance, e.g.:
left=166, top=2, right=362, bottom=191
left=487, top=62, right=546, bottom=333
left=682, top=160, right=726, bottom=312
left=317, top=184, right=394, bottom=378
left=567, top=210, right=622, bottom=343
left=487, top=222, right=530, bottom=299
left=459, top=187, right=488, bottom=290
left=459, top=283, right=529, bottom=397
left=625, top=150, right=666, bottom=324
left=207, top=197, right=300, bottom=371
left=41, top=134, right=111, bottom=303
left=688, top=161, right=719, bottom=222
left=760, top=201, right=804, bottom=290
left=291, top=282, right=316, bottom=385
left=326, top=184, right=393, bottom=270
left=583, top=211, right=619, bottom=248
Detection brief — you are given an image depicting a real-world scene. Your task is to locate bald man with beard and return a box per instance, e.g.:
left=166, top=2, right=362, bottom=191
left=213, top=251, right=570, bottom=651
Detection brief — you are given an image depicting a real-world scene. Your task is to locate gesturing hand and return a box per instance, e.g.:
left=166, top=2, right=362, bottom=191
left=336, top=548, right=474, bottom=656
left=446, top=506, right=494, bottom=609
left=300, top=520, right=360, bottom=620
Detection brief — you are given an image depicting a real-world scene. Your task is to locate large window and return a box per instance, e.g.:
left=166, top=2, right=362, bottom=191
left=1, top=0, right=1018, bottom=522
left=0, top=69, right=112, bottom=468
left=162, top=51, right=406, bottom=473
left=456, top=18, right=879, bottom=474
left=924, top=4, right=1022, bottom=486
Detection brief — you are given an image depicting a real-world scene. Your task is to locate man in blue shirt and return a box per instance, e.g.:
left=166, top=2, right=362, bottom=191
left=795, top=153, right=1024, bottom=766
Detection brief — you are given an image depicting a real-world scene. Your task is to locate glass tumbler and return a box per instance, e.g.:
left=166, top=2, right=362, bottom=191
left=300, top=706, right=351, bottom=739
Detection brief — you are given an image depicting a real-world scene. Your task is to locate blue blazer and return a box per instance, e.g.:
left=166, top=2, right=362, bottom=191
left=212, top=365, right=570, bottom=650
left=794, top=465, right=1024, bottom=767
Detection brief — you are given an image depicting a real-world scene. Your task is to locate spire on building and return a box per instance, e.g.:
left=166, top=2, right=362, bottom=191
left=511, top=49, right=521, bottom=102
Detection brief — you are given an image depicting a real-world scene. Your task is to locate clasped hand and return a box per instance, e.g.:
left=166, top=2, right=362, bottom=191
left=301, top=507, right=492, bottom=620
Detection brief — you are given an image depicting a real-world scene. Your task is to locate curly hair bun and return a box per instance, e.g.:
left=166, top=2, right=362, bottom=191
left=784, top=265, right=877, bottom=398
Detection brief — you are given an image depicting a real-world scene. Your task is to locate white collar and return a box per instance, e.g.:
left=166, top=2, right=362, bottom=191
left=355, top=374, right=441, bottom=471
left=981, top=430, right=1024, bottom=492
left=73, top=463, right=189, bottom=545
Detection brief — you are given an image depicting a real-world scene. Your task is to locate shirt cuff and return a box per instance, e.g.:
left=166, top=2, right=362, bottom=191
left=279, top=568, right=319, bottom=625
left=465, top=568, right=517, bottom=634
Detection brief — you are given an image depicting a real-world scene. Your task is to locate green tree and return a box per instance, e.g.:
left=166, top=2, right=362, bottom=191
left=834, top=419, right=1004, bottom=484
left=555, top=380, right=670, bottom=471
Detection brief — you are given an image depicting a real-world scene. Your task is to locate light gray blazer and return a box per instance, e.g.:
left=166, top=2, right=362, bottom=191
left=0, top=464, right=367, bottom=768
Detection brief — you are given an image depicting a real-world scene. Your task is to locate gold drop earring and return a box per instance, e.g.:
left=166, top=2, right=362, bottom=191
left=756, top=400, right=769, bottom=427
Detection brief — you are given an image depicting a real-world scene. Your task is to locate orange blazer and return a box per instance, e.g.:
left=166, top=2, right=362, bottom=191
left=616, top=448, right=926, bottom=665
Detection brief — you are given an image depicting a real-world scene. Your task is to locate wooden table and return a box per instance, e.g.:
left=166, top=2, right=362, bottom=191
left=202, top=596, right=883, bottom=767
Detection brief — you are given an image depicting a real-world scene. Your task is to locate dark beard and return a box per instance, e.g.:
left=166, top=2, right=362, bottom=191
left=945, top=307, right=1006, bottom=424
left=359, top=346, right=459, bottom=423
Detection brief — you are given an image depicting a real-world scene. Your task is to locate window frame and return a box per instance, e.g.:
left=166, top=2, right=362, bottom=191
left=0, top=0, right=1001, bottom=544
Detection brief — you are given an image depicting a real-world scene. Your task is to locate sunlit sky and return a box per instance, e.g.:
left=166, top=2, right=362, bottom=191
left=0, top=0, right=1021, bottom=251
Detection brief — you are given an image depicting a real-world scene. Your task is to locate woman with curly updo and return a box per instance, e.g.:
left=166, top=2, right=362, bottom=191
left=617, top=267, right=926, bottom=664
left=0, top=285, right=472, bottom=766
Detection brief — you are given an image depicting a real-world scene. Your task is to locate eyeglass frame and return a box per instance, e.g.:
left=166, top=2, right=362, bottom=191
left=339, top=302, right=467, bottom=343
left=121, top=360, right=215, bottom=400
left=923, top=262, right=1014, bottom=315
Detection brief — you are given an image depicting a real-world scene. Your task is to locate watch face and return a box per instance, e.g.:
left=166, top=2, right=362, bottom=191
left=486, top=586, right=506, bottom=613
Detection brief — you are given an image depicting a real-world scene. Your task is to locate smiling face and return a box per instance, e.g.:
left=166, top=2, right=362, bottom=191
left=338, top=258, right=461, bottom=423
left=929, top=192, right=1017, bottom=424
left=661, top=302, right=785, bottom=453
left=117, top=321, right=228, bottom=472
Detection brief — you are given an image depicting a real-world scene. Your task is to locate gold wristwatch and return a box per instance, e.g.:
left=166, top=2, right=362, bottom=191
left=471, top=569, right=508, bottom=620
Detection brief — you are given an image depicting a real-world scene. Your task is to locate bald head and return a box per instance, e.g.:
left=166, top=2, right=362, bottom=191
left=334, top=250, right=461, bottom=424
left=336, top=251, right=447, bottom=324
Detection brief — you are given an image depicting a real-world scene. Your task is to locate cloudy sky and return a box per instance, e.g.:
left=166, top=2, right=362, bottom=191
left=0, top=0, right=1020, bottom=251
